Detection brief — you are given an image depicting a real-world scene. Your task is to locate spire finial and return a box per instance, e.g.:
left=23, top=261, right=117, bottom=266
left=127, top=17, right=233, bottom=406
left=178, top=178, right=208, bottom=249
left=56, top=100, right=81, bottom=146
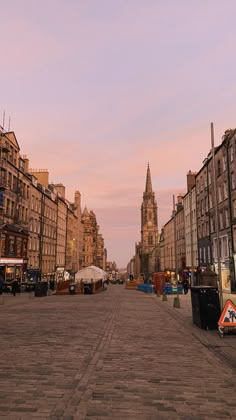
left=145, top=163, right=153, bottom=193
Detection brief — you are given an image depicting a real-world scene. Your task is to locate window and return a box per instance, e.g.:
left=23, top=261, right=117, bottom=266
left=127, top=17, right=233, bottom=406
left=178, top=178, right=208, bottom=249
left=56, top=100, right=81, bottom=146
left=217, top=160, right=221, bottom=176
left=218, top=185, right=222, bottom=202
left=230, top=145, right=234, bottom=162
left=233, top=200, right=236, bottom=218
left=219, top=211, right=223, bottom=229
left=222, top=236, right=229, bottom=258
left=210, top=216, right=215, bottom=233
left=209, top=193, right=213, bottom=208
left=223, top=155, right=227, bottom=171
left=148, top=236, right=153, bottom=245
left=208, top=171, right=211, bottom=185
left=205, top=196, right=208, bottom=212
left=232, top=173, right=235, bottom=190
left=223, top=181, right=227, bottom=199
left=219, top=238, right=222, bottom=259
left=225, top=208, right=229, bottom=226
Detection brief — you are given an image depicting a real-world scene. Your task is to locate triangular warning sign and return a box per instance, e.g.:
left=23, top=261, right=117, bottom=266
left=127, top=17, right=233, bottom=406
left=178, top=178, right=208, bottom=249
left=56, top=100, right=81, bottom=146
left=218, top=299, right=236, bottom=327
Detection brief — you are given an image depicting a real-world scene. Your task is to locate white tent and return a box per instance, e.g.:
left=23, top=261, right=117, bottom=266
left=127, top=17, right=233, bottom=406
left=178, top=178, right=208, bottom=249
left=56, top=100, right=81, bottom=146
left=75, top=265, right=108, bottom=284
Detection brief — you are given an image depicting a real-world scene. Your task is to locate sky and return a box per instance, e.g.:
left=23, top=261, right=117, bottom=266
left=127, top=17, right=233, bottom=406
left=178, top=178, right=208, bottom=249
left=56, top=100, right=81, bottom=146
left=1, top=0, right=236, bottom=268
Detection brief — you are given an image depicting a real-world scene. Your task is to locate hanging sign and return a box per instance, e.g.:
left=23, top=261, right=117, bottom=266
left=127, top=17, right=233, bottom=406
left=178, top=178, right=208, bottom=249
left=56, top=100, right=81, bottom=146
left=218, top=300, right=236, bottom=327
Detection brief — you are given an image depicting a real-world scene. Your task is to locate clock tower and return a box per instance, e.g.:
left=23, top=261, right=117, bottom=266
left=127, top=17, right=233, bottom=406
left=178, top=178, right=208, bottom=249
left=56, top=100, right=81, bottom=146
left=140, top=164, right=159, bottom=280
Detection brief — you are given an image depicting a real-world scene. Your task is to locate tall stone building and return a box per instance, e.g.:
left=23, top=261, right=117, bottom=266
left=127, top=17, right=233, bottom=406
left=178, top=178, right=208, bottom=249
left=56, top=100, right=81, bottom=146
left=140, top=164, right=159, bottom=280
left=183, top=171, right=198, bottom=275
left=175, top=195, right=186, bottom=274
left=0, top=130, right=29, bottom=283
left=81, top=207, right=106, bottom=270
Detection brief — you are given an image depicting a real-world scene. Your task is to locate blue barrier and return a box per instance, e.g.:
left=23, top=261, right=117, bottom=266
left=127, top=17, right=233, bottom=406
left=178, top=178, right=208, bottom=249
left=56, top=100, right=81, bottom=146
left=164, top=283, right=172, bottom=294
left=137, top=284, right=154, bottom=293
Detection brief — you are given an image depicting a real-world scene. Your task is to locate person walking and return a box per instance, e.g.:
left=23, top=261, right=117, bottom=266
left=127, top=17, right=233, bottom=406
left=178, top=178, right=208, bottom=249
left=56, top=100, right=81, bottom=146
left=0, top=277, right=4, bottom=295
left=182, top=277, right=189, bottom=295
left=12, top=279, right=19, bottom=296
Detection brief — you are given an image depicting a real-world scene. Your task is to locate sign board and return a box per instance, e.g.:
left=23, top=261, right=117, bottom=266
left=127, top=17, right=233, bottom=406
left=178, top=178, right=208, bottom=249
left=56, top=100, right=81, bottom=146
left=218, top=299, right=236, bottom=327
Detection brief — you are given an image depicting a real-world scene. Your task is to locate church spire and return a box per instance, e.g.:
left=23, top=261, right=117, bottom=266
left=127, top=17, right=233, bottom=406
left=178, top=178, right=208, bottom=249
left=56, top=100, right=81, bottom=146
left=145, top=163, right=153, bottom=193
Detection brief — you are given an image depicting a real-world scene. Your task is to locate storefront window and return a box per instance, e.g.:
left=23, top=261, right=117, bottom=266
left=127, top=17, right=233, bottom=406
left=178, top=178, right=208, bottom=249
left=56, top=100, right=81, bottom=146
left=6, top=266, right=14, bottom=282
left=15, top=266, right=22, bottom=281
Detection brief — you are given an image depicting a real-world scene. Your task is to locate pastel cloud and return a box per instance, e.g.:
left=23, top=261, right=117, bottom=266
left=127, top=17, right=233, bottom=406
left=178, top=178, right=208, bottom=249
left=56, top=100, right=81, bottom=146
left=2, top=0, right=236, bottom=267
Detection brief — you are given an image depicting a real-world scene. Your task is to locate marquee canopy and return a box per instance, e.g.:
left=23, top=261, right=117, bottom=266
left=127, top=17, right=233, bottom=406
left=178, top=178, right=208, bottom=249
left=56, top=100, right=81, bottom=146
left=75, top=265, right=108, bottom=283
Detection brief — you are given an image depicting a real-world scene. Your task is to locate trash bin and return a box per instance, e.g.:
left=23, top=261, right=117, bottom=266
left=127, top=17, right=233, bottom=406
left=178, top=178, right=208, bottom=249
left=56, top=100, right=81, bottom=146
left=69, top=283, right=76, bottom=295
left=84, top=283, right=93, bottom=294
left=35, top=282, right=48, bottom=297
left=190, top=286, right=221, bottom=330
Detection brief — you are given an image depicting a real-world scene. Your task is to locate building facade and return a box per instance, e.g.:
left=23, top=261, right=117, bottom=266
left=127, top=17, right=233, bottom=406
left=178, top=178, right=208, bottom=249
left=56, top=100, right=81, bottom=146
left=0, top=130, right=29, bottom=283
left=183, top=172, right=198, bottom=278
left=140, top=164, right=159, bottom=280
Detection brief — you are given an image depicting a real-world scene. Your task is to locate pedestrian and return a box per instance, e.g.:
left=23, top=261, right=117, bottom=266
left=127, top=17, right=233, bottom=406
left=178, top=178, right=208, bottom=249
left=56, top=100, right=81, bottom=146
left=0, top=277, right=4, bottom=295
left=12, top=279, right=19, bottom=296
left=182, top=278, right=189, bottom=295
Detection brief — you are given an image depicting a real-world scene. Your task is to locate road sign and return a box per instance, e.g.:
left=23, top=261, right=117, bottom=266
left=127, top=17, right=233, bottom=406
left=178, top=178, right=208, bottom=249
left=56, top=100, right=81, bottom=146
left=218, top=299, right=236, bottom=327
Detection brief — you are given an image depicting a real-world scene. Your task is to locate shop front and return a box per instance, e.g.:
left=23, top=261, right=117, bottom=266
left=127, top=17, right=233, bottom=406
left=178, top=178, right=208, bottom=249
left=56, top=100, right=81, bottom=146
left=0, top=223, right=29, bottom=285
left=26, top=268, right=41, bottom=283
left=56, top=267, right=65, bottom=282
left=0, top=259, right=24, bottom=283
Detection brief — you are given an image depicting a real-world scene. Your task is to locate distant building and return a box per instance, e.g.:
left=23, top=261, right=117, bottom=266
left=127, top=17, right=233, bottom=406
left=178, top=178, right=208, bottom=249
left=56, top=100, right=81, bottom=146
left=81, top=207, right=106, bottom=270
left=139, top=164, right=159, bottom=280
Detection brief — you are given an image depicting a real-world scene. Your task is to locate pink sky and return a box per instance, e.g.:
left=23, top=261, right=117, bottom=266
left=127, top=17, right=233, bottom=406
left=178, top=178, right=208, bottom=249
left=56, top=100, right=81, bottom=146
left=2, top=1, right=236, bottom=268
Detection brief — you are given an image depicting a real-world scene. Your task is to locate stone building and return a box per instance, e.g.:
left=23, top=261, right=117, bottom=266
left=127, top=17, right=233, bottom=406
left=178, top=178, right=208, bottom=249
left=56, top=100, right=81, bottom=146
left=140, top=164, right=159, bottom=280
left=160, top=216, right=175, bottom=278
left=196, top=129, right=236, bottom=293
left=29, top=170, right=57, bottom=282
left=96, top=232, right=106, bottom=270
left=222, top=129, right=236, bottom=292
left=25, top=166, right=42, bottom=282
left=183, top=171, right=198, bottom=276
left=81, top=207, right=106, bottom=270
left=49, top=184, right=67, bottom=282
left=196, top=140, right=232, bottom=292
left=65, top=203, right=78, bottom=276
left=74, top=191, right=83, bottom=270
left=0, top=128, right=109, bottom=286
left=0, top=130, right=29, bottom=283
left=175, top=195, right=186, bottom=276
left=195, top=155, right=213, bottom=271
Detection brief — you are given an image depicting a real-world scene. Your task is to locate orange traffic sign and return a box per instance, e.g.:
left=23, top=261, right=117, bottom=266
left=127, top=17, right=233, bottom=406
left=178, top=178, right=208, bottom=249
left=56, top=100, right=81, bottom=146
left=218, top=299, right=236, bottom=327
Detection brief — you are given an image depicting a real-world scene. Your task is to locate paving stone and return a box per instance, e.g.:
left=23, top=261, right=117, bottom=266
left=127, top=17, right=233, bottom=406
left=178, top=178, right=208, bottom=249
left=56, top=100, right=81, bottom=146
left=0, top=288, right=236, bottom=419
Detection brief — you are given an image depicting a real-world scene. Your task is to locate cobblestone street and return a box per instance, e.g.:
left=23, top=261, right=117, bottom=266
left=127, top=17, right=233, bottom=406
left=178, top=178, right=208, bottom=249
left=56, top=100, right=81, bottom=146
left=0, top=286, right=236, bottom=420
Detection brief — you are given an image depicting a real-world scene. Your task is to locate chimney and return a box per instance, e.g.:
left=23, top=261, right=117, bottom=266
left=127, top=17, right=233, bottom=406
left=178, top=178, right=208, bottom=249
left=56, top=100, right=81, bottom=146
left=187, top=170, right=196, bottom=192
left=29, top=169, right=49, bottom=188
left=53, top=183, right=66, bottom=198
left=22, top=156, right=29, bottom=173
